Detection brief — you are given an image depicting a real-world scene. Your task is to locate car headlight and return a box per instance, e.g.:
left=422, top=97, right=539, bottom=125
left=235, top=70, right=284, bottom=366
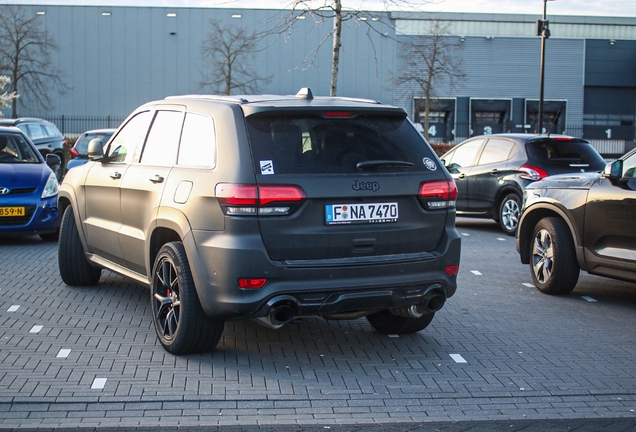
left=41, top=172, right=59, bottom=198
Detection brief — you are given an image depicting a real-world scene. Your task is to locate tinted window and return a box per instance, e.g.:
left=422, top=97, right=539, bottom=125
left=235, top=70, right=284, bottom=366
left=478, top=138, right=516, bottom=165
left=140, top=111, right=183, bottom=166
left=622, top=152, right=636, bottom=179
left=108, top=111, right=152, bottom=163
left=526, top=139, right=605, bottom=166
left=178, top=113, right=216, bottom=168
left=246, top=113, right=436, bottom=175
left=26, top=124, right=45, bottom=139
left=448, top=139, right=484, bottom=168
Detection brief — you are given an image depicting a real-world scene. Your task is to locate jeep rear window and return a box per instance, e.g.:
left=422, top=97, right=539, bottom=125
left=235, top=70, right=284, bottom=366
left=526, top=139, right=605, bottom=166
left=246, top=113, right=436, bottom=175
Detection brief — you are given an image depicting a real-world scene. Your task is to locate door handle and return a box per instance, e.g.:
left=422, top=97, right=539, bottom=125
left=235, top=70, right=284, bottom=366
left=458, top=173, right=467, bottom=179
left=110, top=172, right=122, bottom=180
left=149, top=175, right=164, bottom=184
left=490, top=169, right=499, bottom=175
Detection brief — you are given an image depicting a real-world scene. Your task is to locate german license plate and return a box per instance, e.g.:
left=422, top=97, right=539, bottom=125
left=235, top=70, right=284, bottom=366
left=325, top=202, right=398, bottom=225
left=0, top=206, right=25, bottom=217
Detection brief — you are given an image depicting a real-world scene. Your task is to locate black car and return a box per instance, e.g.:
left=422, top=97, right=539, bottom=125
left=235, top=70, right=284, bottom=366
left=0, top=118, right=67, bottom=180
left=58, top=88, right=461, bottom=354
left=441, top=134, right=606, bottom=235
left=66, top=128, right=116, bottom=171
left=516, top=147, right=636, bottom=294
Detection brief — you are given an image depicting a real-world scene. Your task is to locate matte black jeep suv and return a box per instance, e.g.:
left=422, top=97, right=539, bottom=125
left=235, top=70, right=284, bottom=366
left=57, top=89, right=461, bottom=355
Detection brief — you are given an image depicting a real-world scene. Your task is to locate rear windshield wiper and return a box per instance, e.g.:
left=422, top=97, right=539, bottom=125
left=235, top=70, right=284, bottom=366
left=356, top=160, right=414, bottom=170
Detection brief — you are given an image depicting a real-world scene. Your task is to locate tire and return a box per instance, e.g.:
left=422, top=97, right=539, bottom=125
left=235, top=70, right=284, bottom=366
left=151, top=242, right=224, bottom=355
left=366, top=310, right=435, bottom=334
left=58, top=207, right=102, bottom=286
left=530, top=217, right=580, bottom=295
left=499, top=193, right=521, bottom=236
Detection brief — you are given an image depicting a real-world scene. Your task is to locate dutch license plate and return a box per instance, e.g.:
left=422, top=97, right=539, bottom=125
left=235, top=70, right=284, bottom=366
left=325, top=202, right=398, bottom=225
left=0, top=206, right=25, bottom=217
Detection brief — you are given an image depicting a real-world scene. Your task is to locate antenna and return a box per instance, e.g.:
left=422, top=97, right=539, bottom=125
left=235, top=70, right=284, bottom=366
left=546, top=109, right=560, bottom=137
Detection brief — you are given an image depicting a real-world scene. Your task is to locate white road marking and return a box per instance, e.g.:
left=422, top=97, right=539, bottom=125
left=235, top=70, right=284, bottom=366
left=91, top=378, right=107, bottom=389
left=471, top=270, right=482, bottom=276
left=462, top=233, right=470, bottom=236
left=7, top=305, right=20, bottom=312
left=581, top=296, right=598, bottom=302
left=57, top=349, right=71, bottom=358
left=450, top=354, right=467, bottom=364
left=29, top=325, right=43, bottom=333
left=388, top=334, right=399, bottom=338
left=523, top=283, right=535, bottom=288
left=497, top=238, right=506, bottom=241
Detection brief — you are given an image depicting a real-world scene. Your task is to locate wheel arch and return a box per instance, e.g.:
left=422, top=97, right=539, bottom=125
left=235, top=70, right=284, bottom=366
left=493, top=185, right=523, bottom=220
left=517, top=204, right=584, bottom=268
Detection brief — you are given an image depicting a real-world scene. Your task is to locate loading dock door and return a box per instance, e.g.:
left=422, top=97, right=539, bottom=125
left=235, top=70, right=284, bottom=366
left=526, top=100, right=567, bottom=134
left=414, top=98, right=456, bottom=142
left=470, top=99, right=512, bottom=137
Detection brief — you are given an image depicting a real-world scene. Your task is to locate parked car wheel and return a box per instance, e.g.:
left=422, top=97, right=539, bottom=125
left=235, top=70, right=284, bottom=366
left=530, top=217, right=579, bottom=295
left=151, top=242, right=224, bottom=355
left=58, top=207, right=102, bottom=286
left=499, top=193, right=521, bottom=236
left=366, top=309, right=435, bottom=334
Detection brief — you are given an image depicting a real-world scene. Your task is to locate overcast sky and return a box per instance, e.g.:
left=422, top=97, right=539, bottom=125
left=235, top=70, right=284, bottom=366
left=6, top=0, right=636, bottom=17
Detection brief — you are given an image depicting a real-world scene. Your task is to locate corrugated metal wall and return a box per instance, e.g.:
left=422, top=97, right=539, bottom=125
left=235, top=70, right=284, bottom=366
left=14, top=5, right=395, bottom=117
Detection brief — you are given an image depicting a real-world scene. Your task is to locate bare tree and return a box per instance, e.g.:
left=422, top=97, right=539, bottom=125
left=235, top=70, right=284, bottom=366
left=395, top=20, right=465, bottom=140
left=0, top=5, right=69, bottom=117
left=199, top=20, right=271, bottom=95
left=268, top=0, right=432, bottom=97
left=0, top=76, right=19, bottom=116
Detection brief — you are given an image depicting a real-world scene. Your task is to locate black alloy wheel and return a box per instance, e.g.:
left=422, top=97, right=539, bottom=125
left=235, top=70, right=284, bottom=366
left=151, top=242, right=223, bottom=355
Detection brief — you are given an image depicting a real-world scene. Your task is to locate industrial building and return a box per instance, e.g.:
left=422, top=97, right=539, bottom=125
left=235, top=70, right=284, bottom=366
left=2, top=4, right=635, bottom=153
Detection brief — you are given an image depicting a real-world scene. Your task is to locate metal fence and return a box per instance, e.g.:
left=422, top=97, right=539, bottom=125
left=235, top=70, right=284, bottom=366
left=25, top=115, right=126, bottom=138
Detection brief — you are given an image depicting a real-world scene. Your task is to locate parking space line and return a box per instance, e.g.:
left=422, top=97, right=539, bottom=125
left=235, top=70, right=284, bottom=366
left=91, top=378, right=107, bottom=389
left=57, top=349, right=72, bottom=358
left=29, top=325, right=43, bottom=333
left=523, top=283, right=535, bottom=288
left=581, top=296, right=598, bottom=302
left=461, top=233, right=470, bottom=236
left=7, top=305, right=20, bottom=312
left=497, top=238, right=506, bottom=241
left=471, top=270, right=482, bottom=275
left=450, top=354, right=467, bottom=363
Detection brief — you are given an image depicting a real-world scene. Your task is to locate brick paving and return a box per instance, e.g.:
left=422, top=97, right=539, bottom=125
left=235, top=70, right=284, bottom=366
left=1, top=219, right=636, bottom=429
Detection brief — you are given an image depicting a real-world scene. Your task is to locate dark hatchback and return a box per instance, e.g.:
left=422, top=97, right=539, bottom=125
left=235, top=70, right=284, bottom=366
left=441, top=134, right=606, bottom=235
left=516, top=147, right=636, bottom=294
left=66, top=129, right=116, bottom=171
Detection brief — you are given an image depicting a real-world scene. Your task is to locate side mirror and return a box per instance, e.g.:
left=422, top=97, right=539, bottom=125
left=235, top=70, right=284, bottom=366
left=447, top=162, right=461, bottom=174
left=87, top=138, right=105, bottom=161
left=604, top=160, right=623, bottom=181
left=45, top=153, right=61, bottom=169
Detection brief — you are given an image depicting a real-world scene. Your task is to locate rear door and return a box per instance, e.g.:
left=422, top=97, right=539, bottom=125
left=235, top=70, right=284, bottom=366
left=469, top=137, right=517, bottom=211
left=245, top=111, right=454, bottom=262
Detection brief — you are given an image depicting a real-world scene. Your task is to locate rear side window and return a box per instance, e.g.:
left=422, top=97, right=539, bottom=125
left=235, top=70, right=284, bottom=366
left=178, top=113, right=216, bottom=168
left=246, top=113, right=436, bottom=175
left=526, top=139, right=605, bottom=166
left=477, top=138, right=516, bottom=165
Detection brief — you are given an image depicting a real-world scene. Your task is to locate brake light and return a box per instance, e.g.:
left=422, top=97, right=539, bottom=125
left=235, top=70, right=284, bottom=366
left=215, top=183, right=306, bottom=216
left=70, top=148, right=79, bottom=158
left=238, top=278, right=268, bottom=289
left=418, top=180, right=457, bottom=209
left=552, top=137, right=572, bottom=141
left=519, top=165, right=549, bottom=181
left=323, top=111, right=355, bottom=118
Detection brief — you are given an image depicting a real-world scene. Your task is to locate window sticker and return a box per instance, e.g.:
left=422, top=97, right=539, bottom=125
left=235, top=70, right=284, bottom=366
left=423, top=157, right=437, bottom=171
left=260, top=160, right=274, bottom=175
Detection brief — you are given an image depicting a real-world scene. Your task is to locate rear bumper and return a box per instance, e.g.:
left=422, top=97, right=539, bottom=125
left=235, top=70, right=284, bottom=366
left=186, top=226, right=461, bottom=320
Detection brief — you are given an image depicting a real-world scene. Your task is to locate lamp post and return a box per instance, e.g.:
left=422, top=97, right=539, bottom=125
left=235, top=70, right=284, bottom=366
left=538, top=0, right=555, bottom=134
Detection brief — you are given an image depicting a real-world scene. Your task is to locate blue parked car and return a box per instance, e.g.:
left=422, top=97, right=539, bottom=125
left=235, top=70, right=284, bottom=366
left=0, top=127, right=61, bottom=241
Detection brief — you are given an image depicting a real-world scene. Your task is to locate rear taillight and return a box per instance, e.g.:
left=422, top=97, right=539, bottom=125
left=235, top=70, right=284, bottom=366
left=215, top=183, right=306, bottom=216
left=238, top=278, right=268, bottom=289
left=519, top=165, right=549, bottom=181
left=69, top=148, right=79, bottom=158
left=418, top=179, right=457, bottom=209
left=445, top=265, right=459, bottom=275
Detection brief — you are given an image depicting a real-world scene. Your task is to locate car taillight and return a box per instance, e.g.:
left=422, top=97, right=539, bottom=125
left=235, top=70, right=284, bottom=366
left=519, top=165, right=549, bottom=181
left=70, top=148, right=79, bottom=158
left=323, top=111, right=355, bottom=118
left=215, top=183, right=306, bottom=216
left=418, top=179, right=457, bottom=209
left=445, top=265, right=459, bottom=275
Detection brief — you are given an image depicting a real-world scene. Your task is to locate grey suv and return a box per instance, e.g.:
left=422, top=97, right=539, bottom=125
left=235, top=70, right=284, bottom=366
left=57, top=89, right=461, bottom=355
